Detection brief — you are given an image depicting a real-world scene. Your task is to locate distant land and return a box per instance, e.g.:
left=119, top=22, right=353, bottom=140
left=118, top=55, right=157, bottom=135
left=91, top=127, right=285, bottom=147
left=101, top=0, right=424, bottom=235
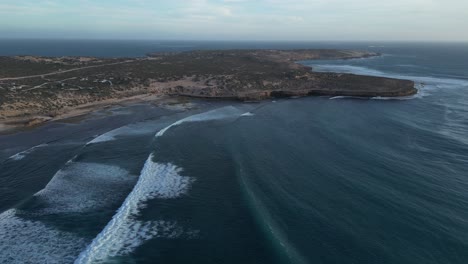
left=0, top=49, right=416, bottom=132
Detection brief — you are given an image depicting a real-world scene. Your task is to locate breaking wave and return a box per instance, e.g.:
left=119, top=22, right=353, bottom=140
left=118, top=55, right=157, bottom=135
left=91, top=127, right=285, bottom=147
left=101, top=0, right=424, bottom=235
left=77, top=106, right=247, bottom=263
left=35, top=162, right=135, bottom=214
left=0, top=153, right=136, bottom=263
left=312, top=64, right=468, bottom=87
left=311, top=64, right=468, bottom=100
left=75, top=155, right=195, bottom=264
left=8, top=143, right=48, bottom=161
left=0, top=209, right=87, bottom=264
left=87, top=120, right=164, bottom=145
left=156, top=106, right=245, bottom=137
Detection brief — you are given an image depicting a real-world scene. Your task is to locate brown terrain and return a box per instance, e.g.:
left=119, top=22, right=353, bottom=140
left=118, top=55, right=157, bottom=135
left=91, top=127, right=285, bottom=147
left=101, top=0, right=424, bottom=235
left=0, top=49, right=417, bottom=132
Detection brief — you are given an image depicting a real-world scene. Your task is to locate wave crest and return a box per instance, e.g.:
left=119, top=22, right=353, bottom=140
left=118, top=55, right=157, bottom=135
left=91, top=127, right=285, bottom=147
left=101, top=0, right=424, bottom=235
left=75, top=155, right=195, bottom=264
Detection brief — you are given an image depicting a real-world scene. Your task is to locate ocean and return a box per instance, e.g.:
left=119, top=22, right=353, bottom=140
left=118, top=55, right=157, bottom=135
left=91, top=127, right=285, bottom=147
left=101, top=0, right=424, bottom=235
left=0, top=40, right=467, bottom=264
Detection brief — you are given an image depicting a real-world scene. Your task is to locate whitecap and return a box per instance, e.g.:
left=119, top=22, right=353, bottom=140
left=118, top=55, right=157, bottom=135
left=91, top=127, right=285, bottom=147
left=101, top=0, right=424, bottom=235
left=8, top=143, right=48, bottom=161
left=329, top=96, right=348, bottom=100
left=329, top=96, right=370, bottom=100
left=0, top=209, right=87, bottom=264
left=311, top=64, right=468, bottom=87
left=87, top=121, right=164, bottom=145
left=371, top=96, right=415, bottom=101
left=312, top=64, right=385, bottom=76
left=156, top=106, right=244, bottom=137
left=77, top=106, right=246, bottom=263
left=75, top=155, right=196, bottom=264
left=241, top=112, right=255, bottom=117
left=35, top=162, right=135, bottom=214
left=310, top=64, right=468, bottom=100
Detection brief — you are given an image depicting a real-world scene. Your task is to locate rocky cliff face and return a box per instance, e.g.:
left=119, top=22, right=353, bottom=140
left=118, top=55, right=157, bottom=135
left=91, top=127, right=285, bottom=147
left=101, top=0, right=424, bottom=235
left=169, top=72, right=416, bottom=101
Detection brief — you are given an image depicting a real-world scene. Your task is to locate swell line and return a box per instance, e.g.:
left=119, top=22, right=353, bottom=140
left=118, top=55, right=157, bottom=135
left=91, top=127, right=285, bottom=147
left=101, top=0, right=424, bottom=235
left=75, top=105, right=252, bottom=263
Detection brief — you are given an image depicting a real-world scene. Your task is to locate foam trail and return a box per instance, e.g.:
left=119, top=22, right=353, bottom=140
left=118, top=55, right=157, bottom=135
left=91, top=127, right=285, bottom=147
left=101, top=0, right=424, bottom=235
left=241, top=112, right=255, bottom=117
left=75, top=106, right=247, bottom=264
left=0, top=158, right=136, bottom=263
left=371, top=96, right=416, bottom=101
left=156, top=106, right=244, bottom=137
left=8, top=143, right=48, bottom=161
left=312, top=64, right=468, bottom=87
left=330, top=96, right=350, bottom=100
left=77, top=106, right=245, bottom=263
left=312, top=64, right=468, bottom=100
left=87, top=121, right=164, bottom=145
left=35, top=162, right=134, bottom=214
left=88, top=133, right=117, bottom=145
left=75, top=155, right=195, bottom=264
left=0, top=209, right=87, bottom=264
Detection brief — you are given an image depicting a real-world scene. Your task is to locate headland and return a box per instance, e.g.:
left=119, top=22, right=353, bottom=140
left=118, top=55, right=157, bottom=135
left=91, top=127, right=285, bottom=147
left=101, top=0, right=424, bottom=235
left=0, top=49, right=417, bottom=132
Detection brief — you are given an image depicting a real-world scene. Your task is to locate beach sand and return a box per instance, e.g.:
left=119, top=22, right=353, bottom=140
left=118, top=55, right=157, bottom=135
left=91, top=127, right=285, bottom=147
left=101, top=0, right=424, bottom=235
left=0, top=94, right=190, bottom=134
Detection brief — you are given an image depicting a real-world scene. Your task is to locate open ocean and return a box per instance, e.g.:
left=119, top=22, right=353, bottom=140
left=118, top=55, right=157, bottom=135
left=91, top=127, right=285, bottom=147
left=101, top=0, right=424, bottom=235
left=0, top=40, right=468, bottom=263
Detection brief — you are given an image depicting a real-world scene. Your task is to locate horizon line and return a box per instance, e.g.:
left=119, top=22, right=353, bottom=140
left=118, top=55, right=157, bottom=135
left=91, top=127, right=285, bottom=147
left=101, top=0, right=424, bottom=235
left=1, top=37, right=468, bottom=44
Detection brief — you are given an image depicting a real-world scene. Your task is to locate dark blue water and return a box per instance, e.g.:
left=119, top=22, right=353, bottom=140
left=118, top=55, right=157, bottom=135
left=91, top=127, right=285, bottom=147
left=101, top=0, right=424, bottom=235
left=0, top=41, right=467, bottom=264
left=0, top=39, right=378, bottom=57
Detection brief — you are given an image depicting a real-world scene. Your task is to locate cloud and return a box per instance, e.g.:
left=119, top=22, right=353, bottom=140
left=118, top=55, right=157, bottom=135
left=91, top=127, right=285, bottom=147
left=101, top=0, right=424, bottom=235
left=0, top=0, right=467, bottom=41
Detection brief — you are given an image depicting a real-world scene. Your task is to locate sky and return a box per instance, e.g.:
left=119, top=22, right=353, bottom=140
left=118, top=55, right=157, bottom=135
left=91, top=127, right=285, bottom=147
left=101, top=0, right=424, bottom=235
left=1, top=0, right=468, bottom=41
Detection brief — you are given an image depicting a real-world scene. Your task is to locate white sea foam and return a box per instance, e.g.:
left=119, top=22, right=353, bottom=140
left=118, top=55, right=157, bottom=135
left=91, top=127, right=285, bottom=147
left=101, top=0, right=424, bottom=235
left=330, top=96, right=372, bottom=100
left=313, top=64, right=468, bottom=87
left=35, top=162, right=134, bottom=214
left=241, top=112, right=255, bottom=117
left=0, top=150, right=146, bottom=262
left=88, top=107, right=235, bottom=145
left=313, top=64, right=468, bottom=100
left=156, top=106, right=244, bottom=137
left=87, top=121, right=164, bottom=145
left=330, top=96, right=349, bottom=100
left=0, top=209, right=87, bottom=264
left=312, top=64, right=385, bottom=76
left=8, top=143, right=48, bottom=161
left=77, top=106, right=246, bottom=263
left=75, top=155, right=195, bottom=264
left=88, top=132, right=117, bottom=144
left=371, top=96, right=415, bottom=101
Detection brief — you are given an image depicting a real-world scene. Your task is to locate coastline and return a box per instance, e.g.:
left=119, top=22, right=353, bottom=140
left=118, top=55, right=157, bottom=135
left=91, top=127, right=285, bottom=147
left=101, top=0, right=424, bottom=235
left=0, top=94, right=182, bottom=134
left=0, top=49, right=416, bottom=133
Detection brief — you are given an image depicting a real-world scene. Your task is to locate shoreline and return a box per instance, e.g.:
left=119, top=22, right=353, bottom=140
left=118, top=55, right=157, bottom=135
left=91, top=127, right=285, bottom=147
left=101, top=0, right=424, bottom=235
left=0, top=49, right=416, bottom=134
left=0, top=93, right=177, bottom=134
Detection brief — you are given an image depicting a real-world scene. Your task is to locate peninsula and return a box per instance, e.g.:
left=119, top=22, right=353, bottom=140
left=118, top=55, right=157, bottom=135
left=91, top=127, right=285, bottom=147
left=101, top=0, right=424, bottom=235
left=0, top=49, right=416, bottom=132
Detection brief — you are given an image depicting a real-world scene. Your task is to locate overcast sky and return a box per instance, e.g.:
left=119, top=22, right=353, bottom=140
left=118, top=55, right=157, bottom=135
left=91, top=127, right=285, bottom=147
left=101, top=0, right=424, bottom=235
left=1, top=0, right=467, bottom=41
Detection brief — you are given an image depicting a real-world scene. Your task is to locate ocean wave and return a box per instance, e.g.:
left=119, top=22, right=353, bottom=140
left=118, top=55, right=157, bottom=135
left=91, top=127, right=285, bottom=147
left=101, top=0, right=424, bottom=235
left=34, top=162, right=135, bottom=214
left=86, top=106, right=241, bottom=146
left=8, top=143, right=48, bottom=161
left=330, top=95, right=416, bottom=101
left=87, top=121, right=164, bottom=145
left=329, top=96, right=369, bottom=100
left=311, top=64, right=468, bottom=100
left=75, top=155, right=196, bottom=264
left=0, top=156, right=140, bottom=262
left=312, top=64, right=385, bottom=76
left=371, top=94, right=422, bottom=101
left=77, top=106, right=250, bottom=263
left=156, top=106, right=245, bottom=137
left=0, top=209, right=87, bottom=264
left=312, top=64, right=468, bottom=85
